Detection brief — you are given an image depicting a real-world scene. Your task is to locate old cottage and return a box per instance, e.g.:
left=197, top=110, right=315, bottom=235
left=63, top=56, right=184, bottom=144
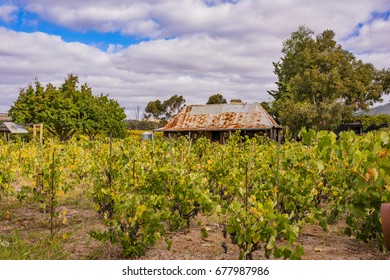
left=155, top=102, right=282, bottom=143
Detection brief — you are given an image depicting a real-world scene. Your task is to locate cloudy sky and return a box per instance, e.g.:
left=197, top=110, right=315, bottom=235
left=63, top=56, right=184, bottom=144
left=0, top=0, right=389, bottom=118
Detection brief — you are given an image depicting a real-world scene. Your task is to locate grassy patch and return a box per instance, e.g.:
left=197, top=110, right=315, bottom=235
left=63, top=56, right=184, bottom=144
left=0, top=231, right=69, bottom=260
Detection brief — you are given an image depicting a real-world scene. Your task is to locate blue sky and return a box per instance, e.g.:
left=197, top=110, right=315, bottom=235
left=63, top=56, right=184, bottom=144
left=0, top=0, right=389, bottom=117
left=0, top=4, right=149, bottom=49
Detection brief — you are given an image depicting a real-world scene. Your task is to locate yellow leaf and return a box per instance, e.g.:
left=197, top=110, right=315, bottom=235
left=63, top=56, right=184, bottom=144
left=136, top=205, right=146, bottom=217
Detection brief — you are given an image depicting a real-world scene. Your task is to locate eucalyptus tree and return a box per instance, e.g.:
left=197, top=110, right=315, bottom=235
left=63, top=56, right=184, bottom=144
left=269, top=26, right=387, bottom=137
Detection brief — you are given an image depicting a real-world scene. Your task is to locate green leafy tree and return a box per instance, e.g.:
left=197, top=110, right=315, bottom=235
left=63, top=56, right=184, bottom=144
left=9, top=74, right=126, bottom=141
left=9, top=74, right=87, bottom=141
left=163, top=95, right=185, bottom=120
left=206, top=93, right=227, bottom=104
left=144, top=95, right=186, bottom=121
left=79, top=92, right=103, bottom=140
left=144, top=100, right=165, bottom=120
left=269, top=26, right=387, bottom=136
left=97, top=94, right=127, bottom=138
left=377, top=68, right=390, bottom=95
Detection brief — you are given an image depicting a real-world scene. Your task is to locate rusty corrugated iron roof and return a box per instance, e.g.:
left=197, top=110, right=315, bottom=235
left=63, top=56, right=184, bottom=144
left=156, top=103, right=281, bottom=132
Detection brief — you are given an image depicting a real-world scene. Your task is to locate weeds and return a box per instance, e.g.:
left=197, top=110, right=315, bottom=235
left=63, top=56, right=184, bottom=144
left=0, top=232, right=69, bottom=260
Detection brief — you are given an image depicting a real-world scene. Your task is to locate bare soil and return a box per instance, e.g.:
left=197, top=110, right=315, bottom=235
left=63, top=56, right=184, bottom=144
left=0, top=192, right=387, bottom=260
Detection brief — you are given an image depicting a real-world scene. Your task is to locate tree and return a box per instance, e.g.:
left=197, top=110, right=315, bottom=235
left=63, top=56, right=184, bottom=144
left=269, top=26, right=388, bottom=136
left=144, top=95, right=186, bottom=121
left=144, top=99, right=165, bottom=120
left=163, top=95, right=185, bottom=120
left=377, top=67, right=390, bottom=95
left=9, top=74, right=126, bottom=141
left=81, top=94, right=127, bottom=140
left=97, top=94, right=127, bottom=138
left=206, top=93, right=227, bottom=104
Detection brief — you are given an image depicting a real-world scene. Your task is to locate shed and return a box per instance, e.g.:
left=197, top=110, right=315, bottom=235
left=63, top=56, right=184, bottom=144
left=334, top=121, right=363, bottom=135
left=0, top=122, right=29, bottom=140
left=335, top=103, right=390, bottom=135
left=155, top=102, right=282, bottom=143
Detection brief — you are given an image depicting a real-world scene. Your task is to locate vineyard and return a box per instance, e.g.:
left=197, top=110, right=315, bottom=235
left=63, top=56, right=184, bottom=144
left=0, top=129, right=390, bottom=259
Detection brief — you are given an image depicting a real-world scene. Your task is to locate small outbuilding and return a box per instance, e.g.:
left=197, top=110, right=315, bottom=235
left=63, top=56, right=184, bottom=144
left=0, top=122, right=29, bottom=140
left=335, top=103, right=390, bottom=135
left=155, top=102, right=282, bottom=143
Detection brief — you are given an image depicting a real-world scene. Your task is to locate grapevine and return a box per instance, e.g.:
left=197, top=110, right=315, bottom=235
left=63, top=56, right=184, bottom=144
left=0, top=129, right=389, bottom=258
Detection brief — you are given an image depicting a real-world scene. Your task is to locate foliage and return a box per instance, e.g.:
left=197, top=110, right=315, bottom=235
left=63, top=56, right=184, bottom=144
left=80, top=94, right=127, bottom=140
left=1, top=129, right=390, bottom=259
left=0, top=143, right=15, bottom=199
left=163, top=95, right=186, bottom=120
left=331, top=131, right=390, bottom=248
left=377, top=68, right=390, bottom=95
left=347, top=114, right=390, bottom=130
left=260, top=101, right=274, bottom=117
left=269, top=26, right=387, bottom=136
left=9, top=74, right=126, bottom=141
left=144, top=95, right=186, bottom=121
left=144, top=99, right=165, bottom=120
left=86, top=137, right=214, bottom=257
left=206, top=94, right=227, bottom=104
left=16, top=140, right=72, bottom=236
left=0, top=232, right=69, bottom=260
left=125, top=119, right=161, bottom=130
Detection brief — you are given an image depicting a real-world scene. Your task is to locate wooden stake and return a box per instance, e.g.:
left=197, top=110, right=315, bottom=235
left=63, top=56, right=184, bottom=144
left=40, top=124, right=43, bottom=145
left=169, top=134, right=174, bottom=166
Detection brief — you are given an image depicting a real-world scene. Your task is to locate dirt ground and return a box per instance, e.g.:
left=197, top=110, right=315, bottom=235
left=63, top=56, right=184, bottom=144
left=0, top=193, right=387, bottom=260
left=139, top=217, right=387, bottom=260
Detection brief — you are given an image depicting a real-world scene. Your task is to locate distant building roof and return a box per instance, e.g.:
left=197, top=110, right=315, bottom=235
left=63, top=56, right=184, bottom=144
left=156, top=103, right=281, bottom=132
left=0, top=122, right=29, bottom=134
left=0, top=113, right=12, bottom=122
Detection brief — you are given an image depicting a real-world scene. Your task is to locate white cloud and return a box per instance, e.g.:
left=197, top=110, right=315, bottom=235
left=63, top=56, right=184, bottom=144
left=0, top=0, right=390, bottom=117
left=0, top=4, right=18, bottom=23
left=15, top=0, right=388, bottom=40
left=343, top=16, right=390, bottom=54
left=355, top=53, right=390, bottom=70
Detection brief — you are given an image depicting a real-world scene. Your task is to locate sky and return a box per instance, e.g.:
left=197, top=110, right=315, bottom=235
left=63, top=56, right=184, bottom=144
left=0, top=0, right=389, bottom=118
